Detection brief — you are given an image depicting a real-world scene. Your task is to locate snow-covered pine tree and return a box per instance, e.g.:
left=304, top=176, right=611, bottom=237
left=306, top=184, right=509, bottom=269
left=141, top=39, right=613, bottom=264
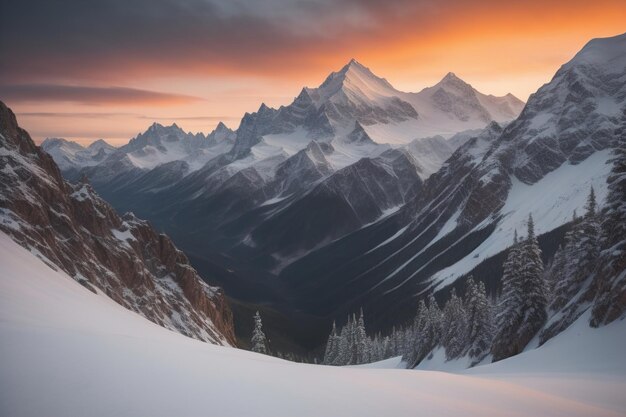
left=348, top=314, right=358, bottom=365
left=370, top=333, right=383, bottom=362
left=387, top=326, right=397, bottom=357
left=551, top=188, right=600, bottom=311
left=514, top=214, right=548, bottom=356
left=591, top=143, right=626, bottom=325
left=337, top=317, right=352, bottom=365
left=323, top=321, right=339, bottom=365
left=403, top=326, right=413, bottom=358
left=465, top=277, right=493, bottom=361
left=549, top=216, right=580, bottom=309
left=251, top=311, right=268, bottom=354
left=333, top=320, right=347, bottom=365
left=393, top=326, right=406, bottom=358
left=442, top=288, right=468, bottom=360
left=356, top=309, right=369, bottom=364
left=423, top=293, right=442, bottom=357
left=382, top=335, right=392, bottom=358
left=546, top=243, right=567, bottom=308
left=404, top=299, right=427, bottom=366
left=492, top=231, right=523, bottom=361
left=573, top=187, right=601, bottom=283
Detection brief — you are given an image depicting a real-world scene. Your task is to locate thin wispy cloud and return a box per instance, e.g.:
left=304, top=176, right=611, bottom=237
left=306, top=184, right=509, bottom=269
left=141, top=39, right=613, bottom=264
left=18, top=112, right=133, bottom=118
left=0, top=84, right=202, bottom=106
left=18, top=112, right=239, bottom=122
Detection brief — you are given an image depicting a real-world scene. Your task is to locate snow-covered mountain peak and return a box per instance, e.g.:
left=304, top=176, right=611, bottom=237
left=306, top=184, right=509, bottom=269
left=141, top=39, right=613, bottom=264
left=146, top=121, right=163, bottom=131
left=214, top=121, right=229, bottom=132
left=207, top=121, right=236, bottom=145
left=223, top=60, right=525, bottom=160
left=491, top=32, right=626, bottom=184
left=565, top=32, right=626, bottom=74
left=41, top=137, right=83, bottom=151
left=307, top=59, right=399, bottom=107
left=345, top=121, right=376, bottom=145
left=211, top=121, right=234, bottom=137
left=294, top=60, right=420, bottom=130
left=258, top=102, right=275, bottom=114
left=144, top=121, right=185, bottom=136
left=439, top=71, right=464, bottom=84
left=101, top=122, right=233, bottom=171
left=431, top=72, right=477, bottom=97
left=41, top=137, right=116, bottom=171
left=87, top=138, right=114, bottom=152
left=406, top=72, right=525, bottom=129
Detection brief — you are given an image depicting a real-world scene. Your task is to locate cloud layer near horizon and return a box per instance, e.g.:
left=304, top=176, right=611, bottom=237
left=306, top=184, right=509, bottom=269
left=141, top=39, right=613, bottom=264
left=0, top=84, right=202, bottom=105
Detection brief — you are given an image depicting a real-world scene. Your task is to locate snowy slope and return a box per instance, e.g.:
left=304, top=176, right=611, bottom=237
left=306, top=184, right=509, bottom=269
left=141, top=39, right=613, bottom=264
left=416, top=309, right=626, bottom=416
left=1, top=231, right=624, bottom=417
left=430, top=149, right=613, bottom=290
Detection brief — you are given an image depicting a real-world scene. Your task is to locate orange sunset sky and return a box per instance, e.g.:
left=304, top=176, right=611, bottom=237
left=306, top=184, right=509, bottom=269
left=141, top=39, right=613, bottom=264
left=0, top=0, right=624, bottom=145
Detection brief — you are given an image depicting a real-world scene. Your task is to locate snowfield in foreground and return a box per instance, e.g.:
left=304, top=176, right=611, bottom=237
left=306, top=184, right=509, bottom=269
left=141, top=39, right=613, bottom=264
left=1, top=232, right=624, bottom=417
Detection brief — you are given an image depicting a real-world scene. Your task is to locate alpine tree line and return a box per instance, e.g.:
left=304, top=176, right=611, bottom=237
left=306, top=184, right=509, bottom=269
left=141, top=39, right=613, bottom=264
left=323, top=181, right=616, bottom=367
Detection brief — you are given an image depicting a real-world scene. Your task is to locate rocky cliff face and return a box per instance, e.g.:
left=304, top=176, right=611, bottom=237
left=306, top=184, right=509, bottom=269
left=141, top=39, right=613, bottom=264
left=0, top=100, right=236, bottom=346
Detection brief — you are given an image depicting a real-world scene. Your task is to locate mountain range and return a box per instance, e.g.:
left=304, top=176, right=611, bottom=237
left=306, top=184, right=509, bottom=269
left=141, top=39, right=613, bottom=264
left=40, top=34, right=625, bottom=351
left=51, top=61, right=524, bottom=267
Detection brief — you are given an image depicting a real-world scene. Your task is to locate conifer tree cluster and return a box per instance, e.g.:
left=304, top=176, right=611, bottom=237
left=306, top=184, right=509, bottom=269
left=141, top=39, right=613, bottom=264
left=539, top=183, right=624, bottom=341
left=590, top=143, right=626, bottom=325
left=323, top=277, right=493, bottom=367
left=542, top=145, right=626, bottom=335
left=548, top=188, right=600, bottom=312
left=323, top=310, right=372, bottom=365
left=492, top=214, right=548, bottom=361
left=322, top=211, right=557, bottom=367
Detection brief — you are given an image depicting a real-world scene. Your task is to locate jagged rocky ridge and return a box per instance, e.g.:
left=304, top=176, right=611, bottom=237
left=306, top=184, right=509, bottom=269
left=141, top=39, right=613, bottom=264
left=49, top=62, right=524, bottom=281
left=0, top=101, right=236, bottom=346
left=41, top=137, right=115, bottom=178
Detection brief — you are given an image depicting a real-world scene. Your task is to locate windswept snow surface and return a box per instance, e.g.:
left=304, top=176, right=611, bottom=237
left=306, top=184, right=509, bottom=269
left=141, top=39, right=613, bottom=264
left=1, top=231, right=624, bottom=417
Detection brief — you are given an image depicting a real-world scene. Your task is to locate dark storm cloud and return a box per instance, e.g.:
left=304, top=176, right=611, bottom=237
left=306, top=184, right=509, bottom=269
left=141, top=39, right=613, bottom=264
left=0, top=84, right=202, bottom=105
left=0, top=0, right=442, bottom=83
